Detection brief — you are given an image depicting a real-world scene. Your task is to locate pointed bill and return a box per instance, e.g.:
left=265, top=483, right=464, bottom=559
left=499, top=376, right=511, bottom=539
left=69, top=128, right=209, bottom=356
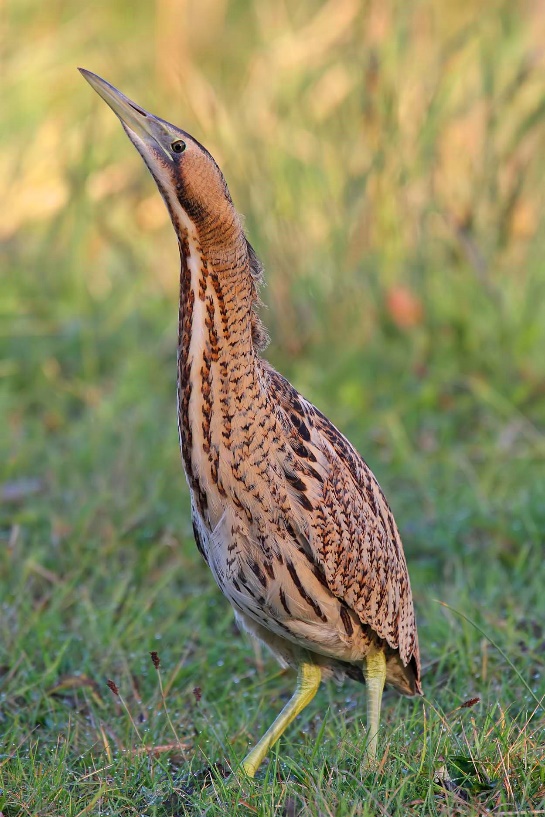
left=79, top=68, right=173, bottom=160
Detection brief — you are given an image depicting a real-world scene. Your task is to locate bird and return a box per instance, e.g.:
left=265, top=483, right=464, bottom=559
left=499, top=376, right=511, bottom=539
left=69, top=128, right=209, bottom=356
left=80, top=68, right=422, bottom=777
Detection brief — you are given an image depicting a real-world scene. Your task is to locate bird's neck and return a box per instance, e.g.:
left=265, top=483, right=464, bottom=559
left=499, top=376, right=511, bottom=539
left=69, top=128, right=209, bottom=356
left=175, top=218, right=260, bottom=521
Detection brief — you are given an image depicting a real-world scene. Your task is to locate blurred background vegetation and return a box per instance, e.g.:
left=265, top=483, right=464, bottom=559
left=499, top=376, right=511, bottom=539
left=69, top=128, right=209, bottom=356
left=3, top=0, right=545, bottom=565
left=2, top=0, right=545, bottom=812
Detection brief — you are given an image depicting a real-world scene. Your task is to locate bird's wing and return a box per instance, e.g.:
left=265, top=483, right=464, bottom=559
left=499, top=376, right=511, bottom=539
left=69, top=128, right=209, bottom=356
left=264, top=364, right=420, bottom=672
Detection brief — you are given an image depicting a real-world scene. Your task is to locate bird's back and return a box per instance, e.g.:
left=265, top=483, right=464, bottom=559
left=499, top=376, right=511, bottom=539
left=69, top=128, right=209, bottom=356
left=192, top=357, right=421, bottom=696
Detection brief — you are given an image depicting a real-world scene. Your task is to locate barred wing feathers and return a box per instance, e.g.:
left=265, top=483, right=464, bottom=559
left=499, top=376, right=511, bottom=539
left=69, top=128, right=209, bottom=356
left=266, top=365, right=421, bottom=693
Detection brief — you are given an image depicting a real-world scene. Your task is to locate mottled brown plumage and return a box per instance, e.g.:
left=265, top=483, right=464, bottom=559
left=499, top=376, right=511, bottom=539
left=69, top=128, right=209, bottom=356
left=81, top=69, right=422, bottom=776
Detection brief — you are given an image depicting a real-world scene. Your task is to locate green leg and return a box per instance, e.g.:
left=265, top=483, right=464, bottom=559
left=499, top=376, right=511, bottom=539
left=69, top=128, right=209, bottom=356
left=363, top=648, right=386, bottom=765
left=241, top=662, right=322, bottom=778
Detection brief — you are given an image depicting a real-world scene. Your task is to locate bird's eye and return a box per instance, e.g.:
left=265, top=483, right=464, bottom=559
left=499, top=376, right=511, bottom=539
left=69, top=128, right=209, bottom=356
left=171, top=139, right=186, bottom=154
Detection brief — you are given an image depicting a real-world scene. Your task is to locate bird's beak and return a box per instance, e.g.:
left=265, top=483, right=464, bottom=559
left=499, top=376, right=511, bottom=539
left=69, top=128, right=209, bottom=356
left=79, top=68, right=172, bottom=159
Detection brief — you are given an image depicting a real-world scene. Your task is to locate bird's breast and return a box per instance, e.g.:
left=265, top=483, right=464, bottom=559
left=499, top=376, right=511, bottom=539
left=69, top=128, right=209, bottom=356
left=175, top=220, right=258, bottom=524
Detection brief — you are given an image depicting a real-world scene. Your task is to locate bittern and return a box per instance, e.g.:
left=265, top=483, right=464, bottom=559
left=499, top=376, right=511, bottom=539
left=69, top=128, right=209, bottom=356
left=80, top=69, right=422, bottom=776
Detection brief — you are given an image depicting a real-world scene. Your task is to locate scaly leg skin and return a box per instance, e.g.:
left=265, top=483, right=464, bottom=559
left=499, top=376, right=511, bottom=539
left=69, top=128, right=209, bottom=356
left=363, top=648, right=387, bottom=766
left=240, top=662, right=322, bottom=778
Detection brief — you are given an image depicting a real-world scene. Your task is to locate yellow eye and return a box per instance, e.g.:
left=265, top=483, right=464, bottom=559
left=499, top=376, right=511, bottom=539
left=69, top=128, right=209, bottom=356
left=171, top=139, right=186, bottom=154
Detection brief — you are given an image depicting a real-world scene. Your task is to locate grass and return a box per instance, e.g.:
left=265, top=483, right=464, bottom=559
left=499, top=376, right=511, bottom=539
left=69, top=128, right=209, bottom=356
left=2, top=0, right=545, bottom=813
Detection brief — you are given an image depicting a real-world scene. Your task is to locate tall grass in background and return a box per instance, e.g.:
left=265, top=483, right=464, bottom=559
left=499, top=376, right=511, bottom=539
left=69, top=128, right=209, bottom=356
left=4, top=1, right=545, bottom=366
left=4, top=0, right=545, bottom=548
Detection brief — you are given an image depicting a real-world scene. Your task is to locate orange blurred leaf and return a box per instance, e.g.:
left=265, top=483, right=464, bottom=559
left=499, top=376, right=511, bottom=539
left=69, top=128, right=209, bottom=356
left=386, top=285, right=423, bottom=329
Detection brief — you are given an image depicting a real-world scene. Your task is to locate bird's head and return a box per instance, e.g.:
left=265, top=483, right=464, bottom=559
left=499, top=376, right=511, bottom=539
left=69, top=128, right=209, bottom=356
left=79, top=69, right=236, bottom=240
